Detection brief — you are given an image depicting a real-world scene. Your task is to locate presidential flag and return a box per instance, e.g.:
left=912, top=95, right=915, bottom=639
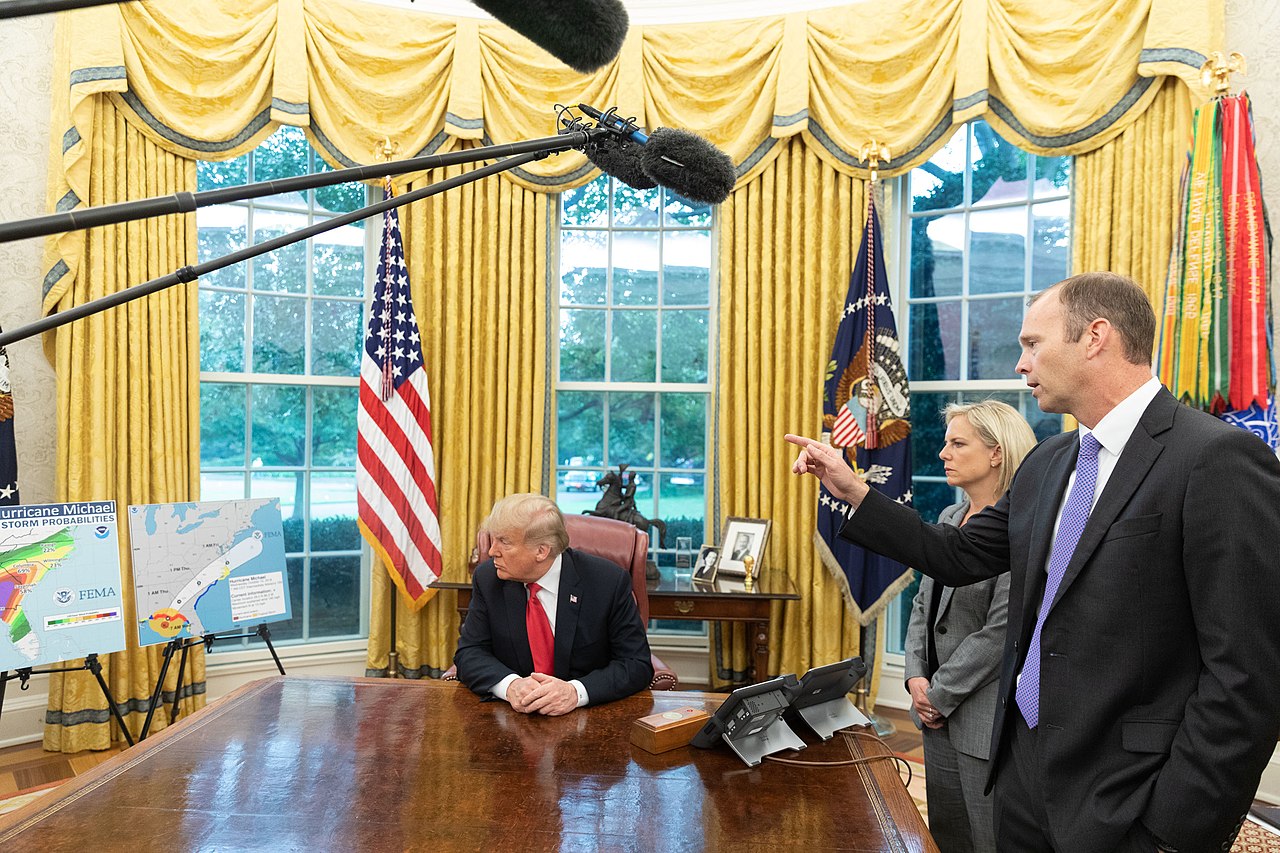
left=815, top=201, right=913, bottom=625
left=0, top=331, right=17, bottom=506
left=356, top=180, right=443, bottom=610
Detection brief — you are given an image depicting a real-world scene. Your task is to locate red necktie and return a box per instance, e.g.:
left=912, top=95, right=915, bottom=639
left=525, top=582, right=555, bottom=675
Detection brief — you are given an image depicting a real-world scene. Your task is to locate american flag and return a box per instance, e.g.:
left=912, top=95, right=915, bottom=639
left=830, top=401, right=865, bottom=448
left=356, top=180, right=443, bottom=610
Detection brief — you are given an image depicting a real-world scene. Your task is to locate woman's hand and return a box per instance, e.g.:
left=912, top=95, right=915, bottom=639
left=907, top=676, right=945, bottom=729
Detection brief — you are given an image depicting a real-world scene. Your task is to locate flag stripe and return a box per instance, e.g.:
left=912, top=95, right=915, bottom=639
left=358, top=371, right=441, bottom=511
left=356, top=497, right=427, bottom=600
left=356, top=444, right=443, bottom=585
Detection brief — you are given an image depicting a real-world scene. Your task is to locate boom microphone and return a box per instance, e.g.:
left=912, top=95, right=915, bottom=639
left=469, top=0, right=629, bottom=74
left=577, top=104, right=737, bottom=205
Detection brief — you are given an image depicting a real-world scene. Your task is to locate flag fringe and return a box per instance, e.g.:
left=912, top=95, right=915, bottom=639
left=358, top=519, right=437, bottom=612
left=813, top=530, right=915, bottom=628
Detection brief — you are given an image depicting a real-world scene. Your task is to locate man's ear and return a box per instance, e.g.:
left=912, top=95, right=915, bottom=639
left=1085, top=318, right=1111, bottom=358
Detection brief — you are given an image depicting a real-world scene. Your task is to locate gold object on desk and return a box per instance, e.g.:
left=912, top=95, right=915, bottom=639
left=742, top=556, right=754, bottom=592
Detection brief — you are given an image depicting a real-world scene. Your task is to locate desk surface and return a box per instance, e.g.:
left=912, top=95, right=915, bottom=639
left=0, top=677, right=935, bottom=852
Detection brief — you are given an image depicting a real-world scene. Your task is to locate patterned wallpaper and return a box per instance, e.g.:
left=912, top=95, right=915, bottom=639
left=0, top=16, right=56, bottom=504
left=0, top=4, right=1275, bottom=509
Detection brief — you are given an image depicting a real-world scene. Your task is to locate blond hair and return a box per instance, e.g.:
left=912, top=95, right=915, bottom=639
left=482, top=493, right=570, bottom=554
left=944, top=400, right=1037, bottom=498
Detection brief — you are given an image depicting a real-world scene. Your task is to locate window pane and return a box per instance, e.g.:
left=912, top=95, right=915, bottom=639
left=200, top=383, right=246, bottom=467
left=613, top=184, right=660, bottom=227
left=268, top=556, right=305, bottom=641
left=613, top=231, right=659, bottom=305
left=1034, top=155, right=1071, bottom=197
left=910, top=214, right=964, bottom=298
left=197, top=206, right=247, bottom=290
left=969, top=208, right=1026, bottom=295
left=560, top=230, right=607, bottom=305
left=909, top=301, right=960, bottom=380
left=252, top=294, right=306, bottom=373
left=252, top=211, right=309, bottom=293
left=197, top=155, right=247, bottom=193
left=281, top=513, right=304, bottom=554
left=309, top=555, right=361, bottom=638
left=314, top=159, right=367, bottom=215
left=968, top=298, right=1024, bottom=380
left=311, top=298, right=363, bottom=376
left=662, top=230, right=711, bottom=305
left=661, top=310, right=709, bottom=383
left=913, top=480, right=958, bottom=526
left=659, top=472, right=705, bottom=545
left=971, top=122, right=1028, bottom=207
left=253, top=126, right=309, bottom=208
left=610, top=309, right=657, bottom=382
left=562, top=176, right=609, bottom=226
left=310, top=474, right=357, bottom=547
left=312, top=387, right=357, bottom=467
left=199, top=289, right=246, bottom=372
left=911, top=126, right=966, bottom=213
left=909, top=391, right=956, bottom=479
left=1031, top=200, right=1071, bottom=291
left=312, top=224, right=366, bottom=296
left=608, top=392, right=655, bottom=466
left=660, top=393, right=706, bottom=468
left=251, top=385, right=306, bottom=466
left=557, top=391, right=604, bottom=466
left=251, top=470, right=304, bottom=521
left=556, top=468, right=604, bottom=515
left=559, top=309, right=606, bottom=381
left=664, top=190, right=712, bottom=227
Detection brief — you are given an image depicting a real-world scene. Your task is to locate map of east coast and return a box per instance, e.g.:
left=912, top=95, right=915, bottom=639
left=129, top=499, right=290, bottom=647
left=0, top=502, right=127, bottom=671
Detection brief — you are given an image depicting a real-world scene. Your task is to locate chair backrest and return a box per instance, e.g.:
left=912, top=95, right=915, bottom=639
left=473, top=514, right=652, bottom=622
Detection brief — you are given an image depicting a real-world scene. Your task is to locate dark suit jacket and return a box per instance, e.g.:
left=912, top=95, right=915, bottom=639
left=453, top=548, right=654, bottom=706
left=843, top=389, right=1280, bottom=852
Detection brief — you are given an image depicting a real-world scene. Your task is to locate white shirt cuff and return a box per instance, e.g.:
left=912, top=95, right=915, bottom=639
left=492, top=674, right=518, bottom=702
left=571, top=679, right=589, bottom=707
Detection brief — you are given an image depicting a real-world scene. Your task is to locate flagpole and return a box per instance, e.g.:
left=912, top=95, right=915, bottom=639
left=387, top=582, right=400, bottom=679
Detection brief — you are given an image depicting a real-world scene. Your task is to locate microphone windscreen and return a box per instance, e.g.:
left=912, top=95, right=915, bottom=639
left=470, top=0, right=629, bottom=74
left=585, top=135, right=658, bottom=190
left=640, top=128, right=737, bottom=205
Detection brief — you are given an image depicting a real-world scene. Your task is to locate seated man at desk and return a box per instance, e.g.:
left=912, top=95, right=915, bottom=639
left=454, top=493, right=654, bottom=715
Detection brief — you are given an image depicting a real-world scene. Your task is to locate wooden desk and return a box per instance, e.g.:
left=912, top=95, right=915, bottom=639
left=0, top=677, right=936, bottom=852
left=439, top=569, right=799, bottom=682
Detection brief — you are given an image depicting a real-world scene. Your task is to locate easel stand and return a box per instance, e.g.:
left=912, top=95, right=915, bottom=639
left=0, top=653, right=135, bottom=746
left=138, top=624, right=285, bottom=741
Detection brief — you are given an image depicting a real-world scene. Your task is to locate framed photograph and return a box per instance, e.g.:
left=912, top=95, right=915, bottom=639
left=718, top=517, right=772, bottom=577
left=692, top=545, right=721, bottom=584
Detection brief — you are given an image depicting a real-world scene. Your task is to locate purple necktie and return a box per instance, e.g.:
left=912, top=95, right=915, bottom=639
left=1016, top=432, right=1101, bottom=729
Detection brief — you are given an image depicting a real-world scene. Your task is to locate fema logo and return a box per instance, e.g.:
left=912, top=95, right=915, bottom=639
left=54, top=587, right=74, bottom=606
left=94, top=525, right=110, bottom=539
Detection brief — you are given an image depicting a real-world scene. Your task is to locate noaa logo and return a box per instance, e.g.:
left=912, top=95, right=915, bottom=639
left=54, top=588, right=74, bottom=606
left=94, top=526, right=110, bottom=539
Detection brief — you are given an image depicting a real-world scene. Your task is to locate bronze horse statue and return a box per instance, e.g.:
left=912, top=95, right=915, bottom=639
left=583, top=464, right=667, bottom=548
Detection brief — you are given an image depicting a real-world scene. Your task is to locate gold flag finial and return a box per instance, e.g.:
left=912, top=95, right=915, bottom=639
left=857, top=140, right=892, bottom=183
left=1200, top=51, right=1246, bottom=97
left=375, top=137, right=399, bottom=163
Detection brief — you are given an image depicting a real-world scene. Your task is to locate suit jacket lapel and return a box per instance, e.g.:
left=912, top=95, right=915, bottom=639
left=505, top=579, right=535, bottom=674
left=937, top=584, right=955, bottom=622
left=1049, top=391, right=1172, bottom=608
left=1022, top=438, right=1077, bottom=626
left=554, top=550, right=583, bottom=679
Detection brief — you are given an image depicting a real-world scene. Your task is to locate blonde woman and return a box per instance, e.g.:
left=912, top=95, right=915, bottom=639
left=905, top=401, right=1036, bottom=853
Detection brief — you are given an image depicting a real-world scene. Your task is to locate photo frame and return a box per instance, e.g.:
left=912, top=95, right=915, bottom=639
left=692, top=545, right=721, bottom=584
left=718, top=517, right=772, bottom=577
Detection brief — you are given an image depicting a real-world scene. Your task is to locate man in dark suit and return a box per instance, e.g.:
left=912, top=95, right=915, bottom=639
left=788, top=272, right=1280, bottom=852
left=454, top=493, right=653, bottom=715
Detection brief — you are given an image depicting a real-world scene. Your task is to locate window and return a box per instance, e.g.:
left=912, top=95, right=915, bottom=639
left=554, top=175, right=713, bottom=568
left=197, top=126, right=373, bottom=648
left=885, top=120, right=1071, bottom=653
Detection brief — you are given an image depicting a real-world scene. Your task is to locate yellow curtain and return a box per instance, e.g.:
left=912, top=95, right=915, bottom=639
left=713, top=138, right=870, bottom=687
left=366, top=146, right=550, bottom=676
left=1072, top=77, right=1194, bottom=304
left=43, top=98, right=204, bottom=752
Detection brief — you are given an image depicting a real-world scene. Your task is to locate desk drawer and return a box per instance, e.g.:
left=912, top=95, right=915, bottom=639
left=647, top=596, right=768, bottom=622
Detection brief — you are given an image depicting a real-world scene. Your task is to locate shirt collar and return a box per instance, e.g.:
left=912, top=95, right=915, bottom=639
left=1080, top=375, right=1162, bottom=457
left=531, top=552, right=564, bottom=594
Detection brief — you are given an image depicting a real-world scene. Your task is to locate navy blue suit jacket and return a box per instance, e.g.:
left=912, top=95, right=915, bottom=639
left=453, top=548, right=653, bottom=706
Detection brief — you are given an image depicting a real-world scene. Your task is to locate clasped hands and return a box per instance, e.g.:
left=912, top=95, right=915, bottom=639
left=507, top=672, right=578, bottom=716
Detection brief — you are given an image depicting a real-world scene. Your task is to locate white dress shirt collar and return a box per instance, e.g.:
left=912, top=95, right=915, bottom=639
left=1080, top=375, right=1162, bottom=459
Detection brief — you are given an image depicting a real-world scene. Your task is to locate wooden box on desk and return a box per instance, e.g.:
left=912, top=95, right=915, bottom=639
left=630, top=706, right=711, bottom=754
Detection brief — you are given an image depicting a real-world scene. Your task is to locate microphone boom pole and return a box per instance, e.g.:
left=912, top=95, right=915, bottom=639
left=0, top=148, right=553, bottom=349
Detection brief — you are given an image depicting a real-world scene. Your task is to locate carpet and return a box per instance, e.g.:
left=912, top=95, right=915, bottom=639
left=0, top=782, right=59, bottom=817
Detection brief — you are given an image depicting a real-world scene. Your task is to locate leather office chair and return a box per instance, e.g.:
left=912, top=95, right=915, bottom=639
left=442, top=514, right=678, bottom=690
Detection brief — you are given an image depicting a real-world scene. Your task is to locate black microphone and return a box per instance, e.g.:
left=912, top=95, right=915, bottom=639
left=583, top=134, right=657, bottom=190
left=469, top=0, right=628, bottom=74
left=577, top=104, right=737, bottom=205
